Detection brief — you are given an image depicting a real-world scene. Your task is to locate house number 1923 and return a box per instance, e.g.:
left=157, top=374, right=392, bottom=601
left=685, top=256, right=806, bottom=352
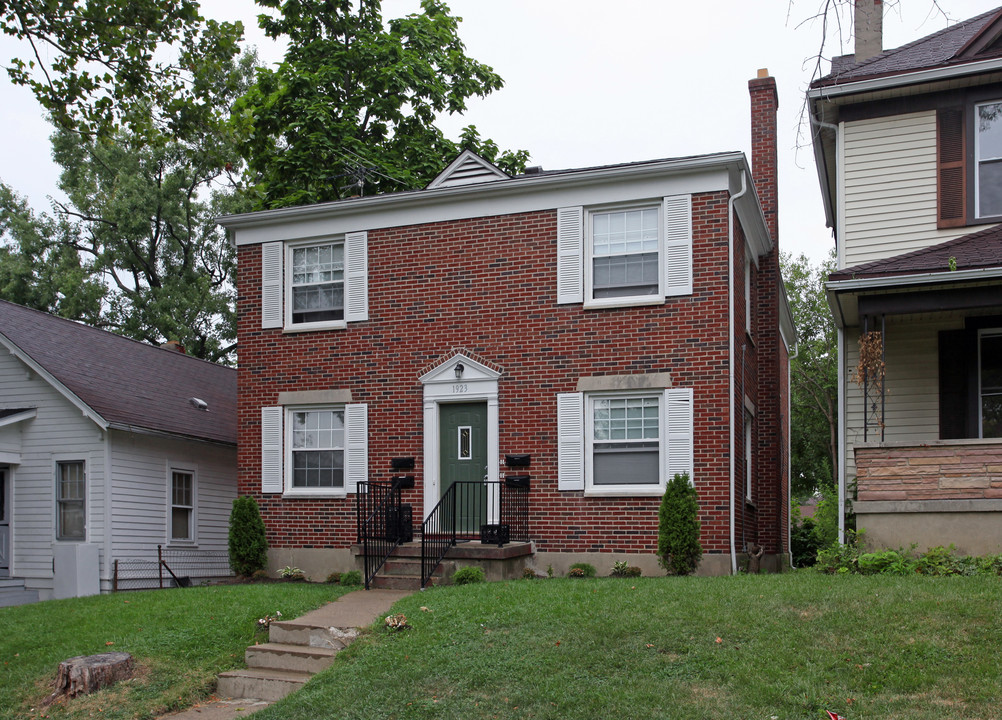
left=452, top=383, right=468, bottom=393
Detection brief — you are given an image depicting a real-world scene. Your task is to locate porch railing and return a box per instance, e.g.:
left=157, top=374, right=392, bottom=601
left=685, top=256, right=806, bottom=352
left=421, top=478, right=530, bottom=588
left=356, top=480, right=411, bottom=590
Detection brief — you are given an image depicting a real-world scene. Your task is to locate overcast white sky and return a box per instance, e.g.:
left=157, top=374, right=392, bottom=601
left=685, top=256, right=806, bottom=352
left=2, top=0, right=1001, bottom=265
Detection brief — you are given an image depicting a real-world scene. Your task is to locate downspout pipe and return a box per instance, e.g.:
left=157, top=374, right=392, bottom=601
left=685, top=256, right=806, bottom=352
left=728, top=168, right=748, bottom=575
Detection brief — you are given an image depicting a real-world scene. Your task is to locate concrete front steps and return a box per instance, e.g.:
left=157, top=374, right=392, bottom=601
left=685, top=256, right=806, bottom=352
left=216, top=589, right=410, bottom=703
left=354, top=540, right=535, bottom=590
left=0, top=578, right=39, bottom=608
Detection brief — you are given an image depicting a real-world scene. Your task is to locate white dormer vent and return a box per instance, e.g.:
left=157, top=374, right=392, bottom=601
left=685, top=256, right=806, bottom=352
left=189, top=397, right=209, bottom=411
left=426, top=150, right=511, bottom=189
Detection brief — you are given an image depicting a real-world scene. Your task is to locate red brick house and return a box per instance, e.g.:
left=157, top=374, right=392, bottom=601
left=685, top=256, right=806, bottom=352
left=220, top=72, right=794, bottom=583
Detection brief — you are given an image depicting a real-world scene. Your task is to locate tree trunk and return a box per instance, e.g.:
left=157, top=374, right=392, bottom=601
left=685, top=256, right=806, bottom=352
left=45, top=652, right=134, bottom=704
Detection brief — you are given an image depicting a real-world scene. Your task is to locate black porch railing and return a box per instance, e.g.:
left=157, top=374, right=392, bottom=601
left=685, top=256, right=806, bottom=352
left=421, top=479, right=530, bottom=588
left=356, top=480, right=412, bottom=589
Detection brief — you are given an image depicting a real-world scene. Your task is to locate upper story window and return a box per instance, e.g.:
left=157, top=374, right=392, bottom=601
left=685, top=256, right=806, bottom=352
left=260, top=232, right=368, bottom=332
left=557, top=195, right=692, bottom=308
left=589, top=207, right=661, bottom=300
left=976, top=101, right=1002, bottom=219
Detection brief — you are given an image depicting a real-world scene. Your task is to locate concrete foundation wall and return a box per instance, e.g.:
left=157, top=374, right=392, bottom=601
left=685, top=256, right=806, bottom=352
left=267, top=548, right=354, bottom=582
left=856, top=501, right=1002, bottom=555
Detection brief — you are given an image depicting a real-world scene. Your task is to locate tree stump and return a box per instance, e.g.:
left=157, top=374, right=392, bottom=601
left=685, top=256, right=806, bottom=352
left=45, top=652, right=134, bottom=704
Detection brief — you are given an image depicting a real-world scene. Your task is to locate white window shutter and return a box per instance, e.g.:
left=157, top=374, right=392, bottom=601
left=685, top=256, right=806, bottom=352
left=556, top=207, right=583, bottom=304
left=345, top=403, right=368, bottom=492
left=557, top=392, right=584, bottom=491
left=345, top=231, right=368, bottom=322
left=261, top=242, right=284, bottom=329
left=666, top=388, right=694, bottom=482
left=663, top=195, right=692, bottom=296
left=261, top=406, right=283, bottom=493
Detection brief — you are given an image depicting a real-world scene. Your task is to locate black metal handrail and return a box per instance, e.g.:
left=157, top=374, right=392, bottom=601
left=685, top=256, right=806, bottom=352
left=357, top=480, right=407, bottom=589
left=420, top=479, right=530, bottom=588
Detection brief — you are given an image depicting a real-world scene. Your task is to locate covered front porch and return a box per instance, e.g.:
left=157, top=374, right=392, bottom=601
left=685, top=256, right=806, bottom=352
left=827, top=226, right=1002, bottom=550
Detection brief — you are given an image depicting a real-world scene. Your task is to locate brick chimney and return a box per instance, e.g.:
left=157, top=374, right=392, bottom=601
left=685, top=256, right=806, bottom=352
left=855, top=0, right=883, bottom=63
left=748, top=68, right=779, bottom=245
left=160, top=340, right=186, bottom=354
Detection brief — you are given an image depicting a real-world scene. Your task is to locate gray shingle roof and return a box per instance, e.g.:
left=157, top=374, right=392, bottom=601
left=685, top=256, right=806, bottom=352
left=0, top=300, right=236, bottom=445
left=813, top=7, right=1002, bottom=87
left=829, top=223, right=1002, bottom=281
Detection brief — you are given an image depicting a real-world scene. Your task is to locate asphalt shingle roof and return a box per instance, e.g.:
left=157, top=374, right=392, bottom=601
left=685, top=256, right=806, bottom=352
left=813, top=7, right=1002, bottom=87
left=0, top=300, right=236, bottom=445
left=829, top=223, right=1002, bottom=281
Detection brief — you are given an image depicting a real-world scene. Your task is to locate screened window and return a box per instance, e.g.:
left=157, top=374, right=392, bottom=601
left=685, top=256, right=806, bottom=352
left=591, top=395, right=661, bottom=486
left=976, top=101, right=1002, bottom=218
left=56, top=461, right=85, bottom=541
left=590, top=207, right=660, bottom=299
left=290, top=241, right=344, bottom=325
left=290, top=409, right=345, bottom=489
left=171, top=470, right=194, bottom=542
left=980, top=331, right=1002, bottom=438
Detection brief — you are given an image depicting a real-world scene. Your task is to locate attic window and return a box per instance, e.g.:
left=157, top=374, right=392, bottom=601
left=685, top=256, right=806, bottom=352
left=189, top=397, right=209, bottom=411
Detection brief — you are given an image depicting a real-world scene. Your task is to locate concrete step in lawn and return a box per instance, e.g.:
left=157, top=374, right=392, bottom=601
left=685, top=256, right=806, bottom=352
left=214, top=589, right=412, bottom=707
left=0, top=578, right=39, bottom=608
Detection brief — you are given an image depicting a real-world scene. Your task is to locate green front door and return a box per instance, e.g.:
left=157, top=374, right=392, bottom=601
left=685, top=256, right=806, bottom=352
left=439, top=402, right=488, bottom=534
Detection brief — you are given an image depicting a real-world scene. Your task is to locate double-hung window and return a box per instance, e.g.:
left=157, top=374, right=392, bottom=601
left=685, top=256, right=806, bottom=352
left=590, top=395, right=662, bottom=487
left=56, top=461, right=85, bottom=541
left=170, top=470, right=195, bottom=542
left=290, top=241, right=344, bottom=326
left=288, top=408, right=345, bottom=492
left=976, top=101, right=1002, bottom=219
left=557, top=195, right=691, bottom=307
left=589, top=207, right=661, bottom=300
left=979, top=330, right=1002, bottom=438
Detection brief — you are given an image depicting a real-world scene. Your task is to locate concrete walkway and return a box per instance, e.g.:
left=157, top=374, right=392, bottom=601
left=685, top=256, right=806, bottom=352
left=159, top=588, right=412, bottom=720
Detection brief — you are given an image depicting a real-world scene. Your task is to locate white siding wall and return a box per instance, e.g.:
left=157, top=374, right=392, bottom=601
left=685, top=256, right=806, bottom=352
left=0, top=351, right=106, bottom=596
left=108, top=431, right=236, bottom=565
left=841, top=111, right=984, bottom=268
left=842, top=316, right=963, bottom=481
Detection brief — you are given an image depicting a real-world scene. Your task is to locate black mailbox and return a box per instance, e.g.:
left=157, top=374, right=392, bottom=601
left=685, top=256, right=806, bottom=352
left=392, top=475, right=415, bottom=489
left=391, top=457, right=415, bottom=470
left=505, top=474, right=530, bottom=489
left=505, top=454, right=531, bottom=467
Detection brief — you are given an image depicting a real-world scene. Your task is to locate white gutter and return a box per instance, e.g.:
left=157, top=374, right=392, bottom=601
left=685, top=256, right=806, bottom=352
left=727, top=169, right=748, bottom=575
left=826, top=265, right=1002, bottom=292
left=217, top=152, right=748, bottom=229
left=806, top=57, right=1002, bottom=101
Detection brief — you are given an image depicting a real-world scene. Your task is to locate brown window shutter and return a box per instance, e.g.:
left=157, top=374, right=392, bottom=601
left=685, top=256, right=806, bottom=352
left=937, top=107, right=966, bottom=228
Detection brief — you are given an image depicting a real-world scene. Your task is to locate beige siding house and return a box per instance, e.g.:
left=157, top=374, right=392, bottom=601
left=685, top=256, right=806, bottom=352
left=810, top=2, right=1002, bottom=554
left=0, top=300, right=236, bottom=604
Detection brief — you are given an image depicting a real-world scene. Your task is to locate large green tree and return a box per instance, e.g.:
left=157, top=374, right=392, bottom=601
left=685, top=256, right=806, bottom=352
left=0, top=50, right=256, bottom=363
left=235, top=0, right=529, bottom=209
left=1, top=0, right=242, bottom=138
left=782, top=250, right=838, bottom=498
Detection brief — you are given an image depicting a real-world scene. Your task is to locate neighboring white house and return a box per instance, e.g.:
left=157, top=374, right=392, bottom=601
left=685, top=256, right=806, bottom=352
left=0, top=300, right=236, bottom=604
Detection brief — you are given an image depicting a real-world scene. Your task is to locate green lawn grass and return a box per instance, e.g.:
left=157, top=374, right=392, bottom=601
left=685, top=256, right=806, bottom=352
left=259, top=573, right=1002, bottom=720
left=0, top=583, right=347, bottom=720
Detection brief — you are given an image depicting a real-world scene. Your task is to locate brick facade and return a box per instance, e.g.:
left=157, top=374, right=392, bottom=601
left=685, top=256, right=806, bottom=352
left=229, top=76, right=791, bottom=572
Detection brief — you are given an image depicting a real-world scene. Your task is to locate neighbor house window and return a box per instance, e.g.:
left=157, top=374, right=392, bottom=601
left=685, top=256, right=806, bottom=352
left=976, top=101, right=1002, bottom=218
left=588, top=394, right=662, bottom=490
left=980, top=330, right=1002, bottom=438
left=56, top=461, right=85, bottom=541
left=288, top=408, right=345, bottom=492
left=170, top=470, right=194, bottom=542
left=745, top=410, right=754, bottom=501
left=289, top=240, right=344, bottom=326
left=588, top=207, right=661, bottom=301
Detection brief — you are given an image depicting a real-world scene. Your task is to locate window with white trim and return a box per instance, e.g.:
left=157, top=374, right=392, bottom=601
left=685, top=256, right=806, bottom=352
left=979, top=329, right=1002, bottom=438
left=976, top=101, right=1002, bottom=219
left=556, top=195, right=692, bottom=307
left=589, top=395, right=662, bottom=487
left=744, top=410, right=754, bottom=501
left=288, top=408, right=345, bottom=492
left=558, top=387, right=692, bottom=495
left=589, top=207, right=661, bottom=300
left=170, top=469, right=195, bottom=542
left=56, top=460, right=85, bottom=541
left=289, top=240, right=344, bottom=326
